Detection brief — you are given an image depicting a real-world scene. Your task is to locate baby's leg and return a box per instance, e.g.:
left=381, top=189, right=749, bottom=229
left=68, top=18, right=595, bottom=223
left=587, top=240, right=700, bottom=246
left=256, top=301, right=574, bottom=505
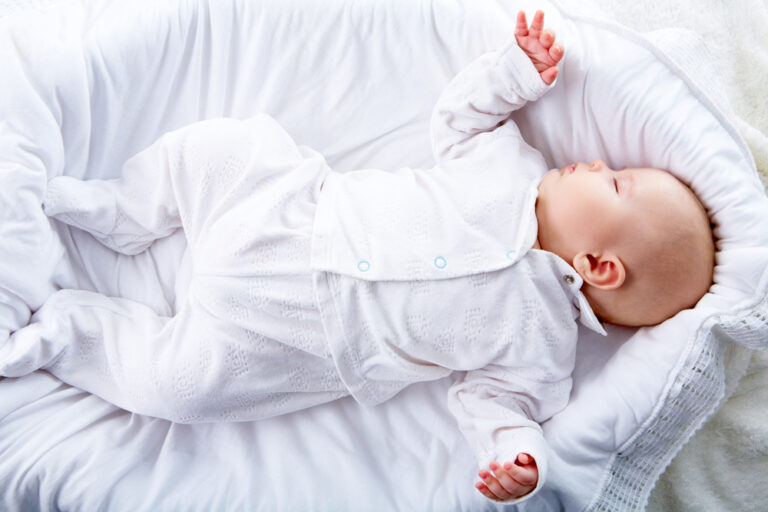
left=3, top=116, right=343, bottom=422
left=0, top=288, right=345, bottom=423
left=43, top=116, right=286, bottom=255
left=43, top=134, right=182, bottom=255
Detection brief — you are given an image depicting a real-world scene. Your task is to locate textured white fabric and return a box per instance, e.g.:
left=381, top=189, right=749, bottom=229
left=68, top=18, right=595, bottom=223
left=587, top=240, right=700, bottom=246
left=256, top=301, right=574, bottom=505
left=3, top=116, right=347, bottom=422
left=1, top=39, right=607, bottom=501
left=312, top=40, right=605, bottom=502
left=0, top=0, right=59, bottom=17
left=312, top=41, right=604, bottom=504
left=0, top=1, right=766, bottom=511
left=313, top=40, right=549, bottom=281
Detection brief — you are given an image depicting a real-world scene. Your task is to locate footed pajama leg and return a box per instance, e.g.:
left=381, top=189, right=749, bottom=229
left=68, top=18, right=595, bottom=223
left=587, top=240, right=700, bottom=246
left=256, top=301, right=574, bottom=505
left=0, top=288, right=345, bottom=422
left=43, top=115, right=308, bottom=255
left=3, top=115, right=346, bottom=422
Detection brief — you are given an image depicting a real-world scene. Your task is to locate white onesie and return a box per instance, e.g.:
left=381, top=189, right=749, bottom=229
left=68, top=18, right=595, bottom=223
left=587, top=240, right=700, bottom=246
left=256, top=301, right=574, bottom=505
left=1, top=39, right=605, bottom=503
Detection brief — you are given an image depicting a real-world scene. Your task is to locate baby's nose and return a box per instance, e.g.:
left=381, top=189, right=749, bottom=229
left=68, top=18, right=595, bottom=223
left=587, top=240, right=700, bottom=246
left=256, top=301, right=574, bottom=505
left=589, top=159, right=605, bottom=172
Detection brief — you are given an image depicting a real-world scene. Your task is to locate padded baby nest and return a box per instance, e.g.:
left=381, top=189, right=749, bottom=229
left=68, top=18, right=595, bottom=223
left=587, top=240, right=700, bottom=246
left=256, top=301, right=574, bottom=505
left=0, top=0, right=766, bottom=510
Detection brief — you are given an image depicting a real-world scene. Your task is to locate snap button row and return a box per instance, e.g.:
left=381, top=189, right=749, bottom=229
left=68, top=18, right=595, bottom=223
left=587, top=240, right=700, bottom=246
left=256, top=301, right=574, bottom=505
left=359, top=252, right=523, bottom=273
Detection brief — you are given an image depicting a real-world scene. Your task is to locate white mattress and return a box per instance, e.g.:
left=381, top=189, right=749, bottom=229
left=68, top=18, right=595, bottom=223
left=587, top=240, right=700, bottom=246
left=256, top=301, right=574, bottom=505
left=1, top=0, right=767, bottom=510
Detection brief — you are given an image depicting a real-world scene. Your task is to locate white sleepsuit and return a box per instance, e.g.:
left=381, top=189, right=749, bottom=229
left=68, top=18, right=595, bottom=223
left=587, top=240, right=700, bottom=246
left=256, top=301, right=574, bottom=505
left=1, top=39, right=606, bottom=502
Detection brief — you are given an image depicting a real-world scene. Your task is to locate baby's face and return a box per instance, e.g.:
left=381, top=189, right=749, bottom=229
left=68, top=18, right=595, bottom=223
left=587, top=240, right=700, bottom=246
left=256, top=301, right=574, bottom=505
left=536, top=160, right=714, bottom=326
left=535, top=160, right=684, bottom=259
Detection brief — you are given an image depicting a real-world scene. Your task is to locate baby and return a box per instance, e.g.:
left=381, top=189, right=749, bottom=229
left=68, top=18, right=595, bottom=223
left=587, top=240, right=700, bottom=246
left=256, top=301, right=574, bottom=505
left=0, top=11, right=714, bottom=504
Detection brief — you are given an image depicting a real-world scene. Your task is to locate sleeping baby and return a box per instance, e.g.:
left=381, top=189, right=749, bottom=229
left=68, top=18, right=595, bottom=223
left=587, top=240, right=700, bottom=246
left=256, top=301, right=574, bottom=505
left=0, top=11, right=714, bottom=504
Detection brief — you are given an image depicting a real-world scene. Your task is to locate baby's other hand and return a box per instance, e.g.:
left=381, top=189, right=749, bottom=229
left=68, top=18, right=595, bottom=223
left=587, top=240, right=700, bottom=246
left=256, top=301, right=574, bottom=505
left=515, top=10, right=563, bottom=85
left=475, top=453, right=539, bottom=502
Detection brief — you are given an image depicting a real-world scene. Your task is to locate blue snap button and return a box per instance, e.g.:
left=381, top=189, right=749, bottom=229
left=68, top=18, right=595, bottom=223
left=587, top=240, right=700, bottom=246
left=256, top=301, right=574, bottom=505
left=506, top=250, right=516, bottom=260
left=357, top=260, right=370, bottom=272
left=434, top=256, right=447, bottom=269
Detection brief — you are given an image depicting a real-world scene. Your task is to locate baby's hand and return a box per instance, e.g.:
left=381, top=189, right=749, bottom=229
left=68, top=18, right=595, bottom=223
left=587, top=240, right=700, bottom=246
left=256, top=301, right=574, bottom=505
left=475, top=453, right=539, bottom=502
left=514, top=10, right=563, bottom=85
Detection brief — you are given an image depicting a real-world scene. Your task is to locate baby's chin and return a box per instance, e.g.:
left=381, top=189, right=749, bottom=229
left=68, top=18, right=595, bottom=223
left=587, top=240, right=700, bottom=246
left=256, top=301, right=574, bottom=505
left=537, top=167, right=561, bottom=192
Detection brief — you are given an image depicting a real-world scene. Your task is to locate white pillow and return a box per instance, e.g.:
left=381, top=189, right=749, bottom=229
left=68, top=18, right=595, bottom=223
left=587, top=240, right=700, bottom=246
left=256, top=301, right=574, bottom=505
left=510, top=2, right=768, bottom=508
left=0, top=0, right=766, bottom=510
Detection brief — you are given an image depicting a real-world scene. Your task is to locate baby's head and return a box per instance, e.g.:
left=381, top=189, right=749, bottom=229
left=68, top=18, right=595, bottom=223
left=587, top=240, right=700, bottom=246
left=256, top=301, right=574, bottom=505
left=536, top=160, right=715, bottom=327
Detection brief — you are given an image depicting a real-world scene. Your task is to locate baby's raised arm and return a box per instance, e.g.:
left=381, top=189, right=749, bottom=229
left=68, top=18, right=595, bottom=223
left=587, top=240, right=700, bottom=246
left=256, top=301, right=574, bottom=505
left=429, top=10, right=563, bottom=162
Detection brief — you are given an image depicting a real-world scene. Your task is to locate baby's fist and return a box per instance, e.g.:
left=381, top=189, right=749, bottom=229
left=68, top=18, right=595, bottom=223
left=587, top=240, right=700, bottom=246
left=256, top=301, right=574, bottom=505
left=475, top=453, right=539, bottom=502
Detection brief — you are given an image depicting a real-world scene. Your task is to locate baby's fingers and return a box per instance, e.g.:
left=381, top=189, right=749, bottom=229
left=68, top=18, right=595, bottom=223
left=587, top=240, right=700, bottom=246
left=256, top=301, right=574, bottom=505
left=503, top=454, right=539, bottom=487
left=477, top=470, right=511, bottom=501
left=540, top=66, right=559, bottom=85
left=549, top=43, right=564, bottom=63
left=528, top=10, right=545, bottom=39
left=515, top=11, right=529, bottom=37
left=540, top=29, right=555, bottom=49
left=475, top=481, right=501, bottom=501
left=489, top=462, right=530, bottom=497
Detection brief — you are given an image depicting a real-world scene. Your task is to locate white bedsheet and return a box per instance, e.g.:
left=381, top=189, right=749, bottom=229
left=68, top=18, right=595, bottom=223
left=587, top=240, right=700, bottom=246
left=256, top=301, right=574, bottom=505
left=1, top=1, right=766, bottom=511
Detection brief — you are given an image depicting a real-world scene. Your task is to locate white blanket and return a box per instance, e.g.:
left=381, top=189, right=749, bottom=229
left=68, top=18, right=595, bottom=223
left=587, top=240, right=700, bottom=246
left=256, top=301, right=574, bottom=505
left=0, top=0, right=766, bottom=511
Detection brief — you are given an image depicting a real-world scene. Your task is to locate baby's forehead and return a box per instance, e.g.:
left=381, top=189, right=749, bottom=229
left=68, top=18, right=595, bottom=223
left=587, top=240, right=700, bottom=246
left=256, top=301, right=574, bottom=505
left=626, top=166, right=671, bottom=177
left=628, top=167, right=705, bottom=215
left=627, top=167, right=687, bottom=192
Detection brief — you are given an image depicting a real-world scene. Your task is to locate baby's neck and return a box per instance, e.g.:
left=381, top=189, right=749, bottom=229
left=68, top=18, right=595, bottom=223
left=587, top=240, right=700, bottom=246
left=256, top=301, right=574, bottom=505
left=531, top=238, right=541, bottom=250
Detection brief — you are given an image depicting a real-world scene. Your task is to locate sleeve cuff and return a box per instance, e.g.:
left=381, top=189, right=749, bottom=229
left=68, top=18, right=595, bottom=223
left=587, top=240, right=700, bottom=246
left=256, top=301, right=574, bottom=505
left=497, top=38, right=556, bottom=102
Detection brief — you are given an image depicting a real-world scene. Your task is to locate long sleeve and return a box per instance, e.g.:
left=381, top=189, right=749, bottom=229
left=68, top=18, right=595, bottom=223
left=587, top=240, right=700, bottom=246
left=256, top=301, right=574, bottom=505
left=430, top=38, right=554, bottom=163
left=447, top=362, right=573, bottom=505
left=312, top=42, right=551, bottom=282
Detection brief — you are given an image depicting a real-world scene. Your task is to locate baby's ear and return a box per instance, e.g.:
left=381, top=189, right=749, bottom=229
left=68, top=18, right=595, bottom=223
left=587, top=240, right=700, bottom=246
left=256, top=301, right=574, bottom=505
left=573, top=251, right=626, bottom=290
